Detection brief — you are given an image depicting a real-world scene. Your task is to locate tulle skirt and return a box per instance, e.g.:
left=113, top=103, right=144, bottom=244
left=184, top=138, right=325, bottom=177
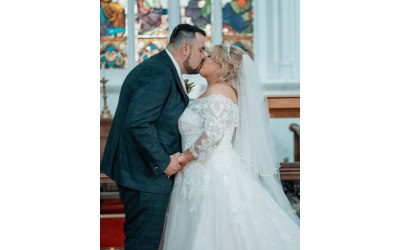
left=161, top=147, right=300, bottom=250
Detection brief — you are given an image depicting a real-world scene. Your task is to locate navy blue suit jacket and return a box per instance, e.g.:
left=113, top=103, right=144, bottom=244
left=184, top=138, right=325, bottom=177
left=101, top=50, right=189, bottom=194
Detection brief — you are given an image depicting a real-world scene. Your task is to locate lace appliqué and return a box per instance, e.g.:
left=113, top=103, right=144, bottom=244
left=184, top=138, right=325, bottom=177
left=188, top=95, right=238, bottom=163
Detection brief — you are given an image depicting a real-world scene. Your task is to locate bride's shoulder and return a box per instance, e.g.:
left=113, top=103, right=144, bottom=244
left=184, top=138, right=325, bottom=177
left=199, top=83, right=237, bottom=104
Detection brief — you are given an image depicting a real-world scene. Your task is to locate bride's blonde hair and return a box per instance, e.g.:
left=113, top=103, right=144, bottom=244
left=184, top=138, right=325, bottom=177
left=212, top=44, right=244, bottom=98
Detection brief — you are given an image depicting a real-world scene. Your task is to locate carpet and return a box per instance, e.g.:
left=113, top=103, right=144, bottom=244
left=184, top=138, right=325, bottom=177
left=100, top=216, right=125, bottom=249
left=101, top=199, right=124, bottom=214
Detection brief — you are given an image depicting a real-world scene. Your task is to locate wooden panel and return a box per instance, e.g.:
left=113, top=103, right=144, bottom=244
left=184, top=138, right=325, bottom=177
left=100, top=118, right=113, bottom=160
left=101, top=173, right=115, bottom=184
left=267, top=95, right=300, bottom=118
left=279, top=162, right=300, bottom=181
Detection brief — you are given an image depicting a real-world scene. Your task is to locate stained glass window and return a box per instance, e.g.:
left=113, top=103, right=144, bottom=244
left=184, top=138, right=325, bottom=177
left=181, top=0, right=213, bottom=52
left=136, top=39, right=166, bottom=63
left=100, top=0, right=128, bottom=69
left=222, top=0, right=253, bottom=58
left=181, top=0, right=212, bottom=37
left=135, top=0, right=169, bottom=63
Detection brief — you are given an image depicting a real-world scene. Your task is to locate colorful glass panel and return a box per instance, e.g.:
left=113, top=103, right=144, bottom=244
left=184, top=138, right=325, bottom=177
left=100, top=0, right=128, bottom=69
left=137, top=38, right=169, bottom=63
left=181, top=0, right=212, bottom=37
left=222, top=0, right=252, bottom=35
left=136, top=0, right=168, bottom=36
left=222, top=0, right=253, bottom=58
left=135, top=0, right=169, bottom=63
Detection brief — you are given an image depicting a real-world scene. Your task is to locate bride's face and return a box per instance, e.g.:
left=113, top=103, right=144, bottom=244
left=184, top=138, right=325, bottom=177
left=199, top=49, right=222, bottom=78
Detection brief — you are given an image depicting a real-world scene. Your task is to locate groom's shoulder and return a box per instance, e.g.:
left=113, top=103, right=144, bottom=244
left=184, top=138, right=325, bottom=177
left=133, top=51, right=169, bottom=73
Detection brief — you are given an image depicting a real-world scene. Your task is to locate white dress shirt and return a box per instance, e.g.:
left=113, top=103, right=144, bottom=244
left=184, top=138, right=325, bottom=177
left=165, top=48, right=187, bottom=94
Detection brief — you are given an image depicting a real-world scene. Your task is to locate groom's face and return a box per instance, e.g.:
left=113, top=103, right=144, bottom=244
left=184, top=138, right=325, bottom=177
left=183, top=33, right=206, bottom=74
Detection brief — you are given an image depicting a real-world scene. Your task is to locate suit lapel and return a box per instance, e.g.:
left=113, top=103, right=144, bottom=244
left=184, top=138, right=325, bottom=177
left=159, top=50, right=189, bottom=106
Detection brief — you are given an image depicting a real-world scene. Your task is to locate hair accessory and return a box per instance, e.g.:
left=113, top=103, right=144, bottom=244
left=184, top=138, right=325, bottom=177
left=225, top=45, right=231, bottom=59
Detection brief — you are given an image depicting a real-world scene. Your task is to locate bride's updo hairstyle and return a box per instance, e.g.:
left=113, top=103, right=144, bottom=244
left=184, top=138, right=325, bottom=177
left=213, top=44, right=244, bottom=97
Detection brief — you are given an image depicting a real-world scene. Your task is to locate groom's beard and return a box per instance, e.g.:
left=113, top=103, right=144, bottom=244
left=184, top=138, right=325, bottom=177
left=194, top=59, right=205, bottom=74
left=183, top=52, right=203, bottom=74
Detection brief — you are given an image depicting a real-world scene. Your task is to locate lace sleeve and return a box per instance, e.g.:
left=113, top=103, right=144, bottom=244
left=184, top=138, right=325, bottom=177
left=189, top=95, right=234, bottom=163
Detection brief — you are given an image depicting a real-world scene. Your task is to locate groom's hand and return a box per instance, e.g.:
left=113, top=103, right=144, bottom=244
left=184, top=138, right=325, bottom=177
left=164, top=152, right=183, bottom=178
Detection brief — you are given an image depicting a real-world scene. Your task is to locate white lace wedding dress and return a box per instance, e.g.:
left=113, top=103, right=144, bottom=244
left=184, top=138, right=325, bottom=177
left=162, top=94, right=300, bottom=250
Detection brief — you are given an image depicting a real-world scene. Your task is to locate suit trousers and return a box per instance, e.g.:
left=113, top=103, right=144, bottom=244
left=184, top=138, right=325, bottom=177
left=118, top=184, right=170, bottom=250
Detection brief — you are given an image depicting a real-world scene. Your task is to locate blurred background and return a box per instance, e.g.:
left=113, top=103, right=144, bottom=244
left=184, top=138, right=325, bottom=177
left=100, top=0, right=300, bottom=163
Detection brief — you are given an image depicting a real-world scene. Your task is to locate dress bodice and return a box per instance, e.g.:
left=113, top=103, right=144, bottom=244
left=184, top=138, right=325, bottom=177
left=178, top=94, right=239, bottom=163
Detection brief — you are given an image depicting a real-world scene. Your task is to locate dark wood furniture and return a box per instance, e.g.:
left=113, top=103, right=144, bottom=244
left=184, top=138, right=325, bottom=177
left=279, top=162, right=300, bottom=181
left=266, top=95, right=300, bottom=180
left=100, top=118, right=113, bottom=160
left=266, top=95, right=300, bottom=118
left=289, top=123, right=300, bottom=162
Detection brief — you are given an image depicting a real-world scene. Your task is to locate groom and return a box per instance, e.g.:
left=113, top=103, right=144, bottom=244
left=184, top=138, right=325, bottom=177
left=101, top=24, right=206, bottom=250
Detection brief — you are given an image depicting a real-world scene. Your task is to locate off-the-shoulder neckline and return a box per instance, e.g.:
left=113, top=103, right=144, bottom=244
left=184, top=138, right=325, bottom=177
left=196, top=94, right=238, bottom=106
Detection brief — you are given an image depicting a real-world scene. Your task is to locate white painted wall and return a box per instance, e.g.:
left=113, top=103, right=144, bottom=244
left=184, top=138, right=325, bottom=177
left=100, top=0, right=300, bottom=162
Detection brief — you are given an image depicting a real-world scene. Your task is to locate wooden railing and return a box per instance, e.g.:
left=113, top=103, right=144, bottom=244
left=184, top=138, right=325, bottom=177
left=289, top=123, right=300, bottom=162
left=266, top=95, right=300, bottom=118
left=266, top=95, right=300, bottom=181
left=279, top=162, right=300, bottom=181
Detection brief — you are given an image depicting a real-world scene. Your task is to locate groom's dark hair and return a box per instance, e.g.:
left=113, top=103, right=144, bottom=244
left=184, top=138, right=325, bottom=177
left=168, top=24, right=206, bottom=49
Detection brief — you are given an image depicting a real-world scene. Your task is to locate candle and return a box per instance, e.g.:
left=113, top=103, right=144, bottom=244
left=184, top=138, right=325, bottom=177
left=101, top=64, right=106, bottom=79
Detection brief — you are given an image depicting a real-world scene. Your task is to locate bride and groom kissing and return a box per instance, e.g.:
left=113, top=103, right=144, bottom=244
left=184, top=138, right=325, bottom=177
left=101, top=24, right=300, bottom=250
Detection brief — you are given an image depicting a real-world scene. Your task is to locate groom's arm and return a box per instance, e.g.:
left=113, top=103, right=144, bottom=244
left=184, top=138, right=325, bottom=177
left=126, top=67, right=172, bottom=176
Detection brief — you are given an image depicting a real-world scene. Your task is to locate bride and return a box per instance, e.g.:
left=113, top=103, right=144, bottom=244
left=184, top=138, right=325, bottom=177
left=161, top=44, right=300, bottom=250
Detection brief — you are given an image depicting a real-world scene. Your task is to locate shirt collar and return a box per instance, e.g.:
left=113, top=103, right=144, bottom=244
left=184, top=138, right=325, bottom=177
left=165, top=48, right=182, bottom=78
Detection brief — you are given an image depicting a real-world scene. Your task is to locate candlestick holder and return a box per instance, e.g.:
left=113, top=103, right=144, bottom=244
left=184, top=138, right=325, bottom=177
left=100, top=77, right=113, bottom=119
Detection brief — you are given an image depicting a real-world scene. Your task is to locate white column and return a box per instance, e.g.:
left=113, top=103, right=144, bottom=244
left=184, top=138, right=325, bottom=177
left=280, top=0, right=291, bottom=79
left=211, top=0, right=222, bottom=45
left=168, top=0, right=181, bottom=34
left=254, top=0, right=269, bottom=81
left=293, top=0, right=300, bottom=80
left=127, top=0, right=136, bottom=70
left=272, top=0, right=280, bottom=79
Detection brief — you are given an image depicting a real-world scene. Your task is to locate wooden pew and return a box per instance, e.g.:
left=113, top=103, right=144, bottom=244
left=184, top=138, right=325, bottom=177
left=289, top=124, right=300, bottom=162
left=100, top=174, right=119, bottom=197
left=266, top=95, right=300, bottom=118
left=266, top=95, right=300, bottom=181
left=279, top=162, right=300, bottom=181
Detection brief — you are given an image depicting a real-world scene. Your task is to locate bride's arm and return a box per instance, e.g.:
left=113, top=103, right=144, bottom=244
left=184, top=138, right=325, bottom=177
left=178, top=95, right=232, bottom=166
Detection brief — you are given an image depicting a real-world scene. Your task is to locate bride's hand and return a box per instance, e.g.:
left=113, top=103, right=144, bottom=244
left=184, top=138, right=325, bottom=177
left=164, top=153, right=183, bottom=178
left=178, top=153, right=188, bottom=168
